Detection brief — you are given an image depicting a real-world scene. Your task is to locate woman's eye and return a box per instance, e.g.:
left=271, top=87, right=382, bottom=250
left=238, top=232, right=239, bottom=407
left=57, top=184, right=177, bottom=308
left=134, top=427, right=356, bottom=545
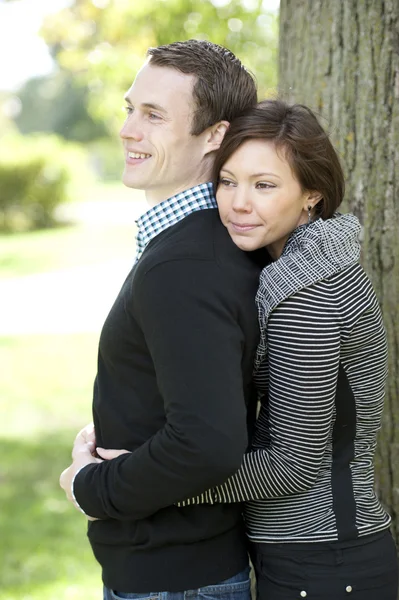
left=123, top=105, right=133, bottom=115
left=219, top=178, right=235, bottom=187
left=256, top=182, right=275, bottom=189
left=149, top=112, right=161, bottom=120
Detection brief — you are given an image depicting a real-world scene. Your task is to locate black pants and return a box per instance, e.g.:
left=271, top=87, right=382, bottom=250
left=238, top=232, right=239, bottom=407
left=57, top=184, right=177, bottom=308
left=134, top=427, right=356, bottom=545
left=250, top=529, right=398, bottom=599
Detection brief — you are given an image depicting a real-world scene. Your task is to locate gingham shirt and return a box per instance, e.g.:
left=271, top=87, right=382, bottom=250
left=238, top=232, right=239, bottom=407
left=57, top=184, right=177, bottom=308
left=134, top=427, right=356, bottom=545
left=135, top=182, right=217, bottom=261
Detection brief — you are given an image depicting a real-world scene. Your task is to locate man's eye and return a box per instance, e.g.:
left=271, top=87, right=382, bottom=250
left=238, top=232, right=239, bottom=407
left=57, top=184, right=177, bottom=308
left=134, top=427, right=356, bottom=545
left=123, top=106, right=133, bottom=115
left=149, top=112, right=161, bottom=120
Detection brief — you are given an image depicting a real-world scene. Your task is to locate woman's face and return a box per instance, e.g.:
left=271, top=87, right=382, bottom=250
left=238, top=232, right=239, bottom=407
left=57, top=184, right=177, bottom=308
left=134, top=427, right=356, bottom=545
left=216, top=139, right=319, bottom=258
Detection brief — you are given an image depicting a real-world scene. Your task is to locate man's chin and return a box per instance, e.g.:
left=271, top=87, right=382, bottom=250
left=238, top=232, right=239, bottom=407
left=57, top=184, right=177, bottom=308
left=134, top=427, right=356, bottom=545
left=121, top=173, right=147, bottom=191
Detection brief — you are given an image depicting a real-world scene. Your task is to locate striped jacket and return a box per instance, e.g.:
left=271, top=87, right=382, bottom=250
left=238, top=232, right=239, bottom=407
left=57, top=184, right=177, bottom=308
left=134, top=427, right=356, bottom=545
left=180, top=214, right=391, bottom=543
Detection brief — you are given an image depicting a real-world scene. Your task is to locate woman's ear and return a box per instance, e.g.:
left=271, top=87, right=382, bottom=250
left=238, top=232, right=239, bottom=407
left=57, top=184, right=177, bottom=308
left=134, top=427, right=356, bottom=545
left=305, top=190, right=323, bottom=210
left=204, top=121, right=230, bottom=155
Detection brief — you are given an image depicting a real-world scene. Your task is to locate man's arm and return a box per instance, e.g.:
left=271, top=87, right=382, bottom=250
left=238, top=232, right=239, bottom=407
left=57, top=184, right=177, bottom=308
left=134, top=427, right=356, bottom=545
left=73, top=259, right=253, bottom=520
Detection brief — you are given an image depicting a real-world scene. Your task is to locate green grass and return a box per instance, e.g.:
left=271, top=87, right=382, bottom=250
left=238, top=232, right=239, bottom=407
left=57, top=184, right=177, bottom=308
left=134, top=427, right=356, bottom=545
left=0, top=223, right=134, bottom=278
left=0, top=435, right=101, bottom=600
left=0, top=333, right=102, bottom=600
left=0, top=183, right=142, bottom=599
left=0, top=334, right=98, bottom=438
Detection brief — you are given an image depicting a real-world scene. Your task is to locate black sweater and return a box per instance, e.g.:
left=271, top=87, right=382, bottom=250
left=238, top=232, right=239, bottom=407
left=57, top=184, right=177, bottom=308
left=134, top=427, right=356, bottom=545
left=73, top=209, right=264, bottom=592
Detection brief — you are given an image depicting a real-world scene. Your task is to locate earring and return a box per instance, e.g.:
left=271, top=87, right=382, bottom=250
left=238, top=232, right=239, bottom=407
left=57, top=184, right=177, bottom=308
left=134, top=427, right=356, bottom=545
left=307, top=205, right=312, bottom=224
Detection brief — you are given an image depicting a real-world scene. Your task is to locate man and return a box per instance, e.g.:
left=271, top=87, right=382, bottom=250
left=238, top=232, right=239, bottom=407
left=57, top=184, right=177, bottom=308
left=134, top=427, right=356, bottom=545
left=60, top=40, right=263, bottom=599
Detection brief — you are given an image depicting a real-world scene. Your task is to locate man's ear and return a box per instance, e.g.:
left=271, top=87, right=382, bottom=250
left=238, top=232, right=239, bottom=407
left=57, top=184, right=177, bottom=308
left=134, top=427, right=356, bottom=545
left=204, top=120, right=230, bottom=155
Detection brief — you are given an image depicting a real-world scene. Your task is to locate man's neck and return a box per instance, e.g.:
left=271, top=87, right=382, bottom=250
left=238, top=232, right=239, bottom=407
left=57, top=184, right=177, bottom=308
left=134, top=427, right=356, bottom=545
left=145, top=179, right=213, bottom=207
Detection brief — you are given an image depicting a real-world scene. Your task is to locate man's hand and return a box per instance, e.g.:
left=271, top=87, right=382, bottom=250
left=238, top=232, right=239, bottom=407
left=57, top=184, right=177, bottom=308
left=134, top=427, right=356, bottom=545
left=60, top=421, right=131, bottom=520
left=75, top=422, right=96, bottom=454
left=59, top=425, right=102, bottom=520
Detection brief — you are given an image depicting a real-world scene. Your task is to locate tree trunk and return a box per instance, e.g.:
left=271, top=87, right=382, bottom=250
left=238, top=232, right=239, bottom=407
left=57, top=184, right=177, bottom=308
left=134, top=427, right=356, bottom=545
left=278, top=0, right=399, bottom=546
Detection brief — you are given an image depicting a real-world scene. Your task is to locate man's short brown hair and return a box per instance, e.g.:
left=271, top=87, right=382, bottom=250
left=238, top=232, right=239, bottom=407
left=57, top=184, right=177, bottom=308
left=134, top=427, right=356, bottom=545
left=147, top=39, right=257, bottom=135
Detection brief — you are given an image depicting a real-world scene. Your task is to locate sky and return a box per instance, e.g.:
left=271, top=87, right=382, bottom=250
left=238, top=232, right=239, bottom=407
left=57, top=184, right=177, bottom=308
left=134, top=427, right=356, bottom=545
left=0, top=0, right=74, bottom=90
left=0, top=0, right=279, bottom=92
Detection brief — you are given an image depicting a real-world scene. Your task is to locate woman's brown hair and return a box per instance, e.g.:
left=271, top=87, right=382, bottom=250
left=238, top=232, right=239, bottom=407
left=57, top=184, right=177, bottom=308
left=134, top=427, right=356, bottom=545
left=213, top=100, right=345, bottom=219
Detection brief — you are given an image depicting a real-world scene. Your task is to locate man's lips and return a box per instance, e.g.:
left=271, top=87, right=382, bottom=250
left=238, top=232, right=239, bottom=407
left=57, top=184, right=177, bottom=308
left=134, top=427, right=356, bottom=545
left=125, top=151, right=151, bottom=165
left=230, top=222, right=259, bottom=232
left=127, top=151, right=151, bottom=159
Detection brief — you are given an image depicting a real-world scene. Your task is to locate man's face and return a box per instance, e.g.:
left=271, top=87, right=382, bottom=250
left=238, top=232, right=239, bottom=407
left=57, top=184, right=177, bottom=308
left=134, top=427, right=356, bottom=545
left=120, top=61, right=210, bottom=204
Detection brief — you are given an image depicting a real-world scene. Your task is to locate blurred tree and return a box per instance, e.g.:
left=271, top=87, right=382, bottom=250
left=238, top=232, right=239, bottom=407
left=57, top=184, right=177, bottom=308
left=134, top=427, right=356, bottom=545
left=14, top=70, right=107, bottom=142
left=0, top=92, right=20, bottom=137
left=279, top=0, right=399, bottom=549
left=40, top=0, right=278, bottom=135
left=0, top=132, right=92, bottom=231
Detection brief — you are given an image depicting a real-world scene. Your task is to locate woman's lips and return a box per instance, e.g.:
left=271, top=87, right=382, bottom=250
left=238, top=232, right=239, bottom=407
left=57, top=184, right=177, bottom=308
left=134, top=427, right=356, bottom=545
left=231, top=222, right=259, bottom=233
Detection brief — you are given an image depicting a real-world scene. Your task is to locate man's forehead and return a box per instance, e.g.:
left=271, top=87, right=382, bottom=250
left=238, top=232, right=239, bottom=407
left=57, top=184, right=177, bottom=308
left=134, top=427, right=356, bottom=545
left=127, top=62, right=195, bottom=105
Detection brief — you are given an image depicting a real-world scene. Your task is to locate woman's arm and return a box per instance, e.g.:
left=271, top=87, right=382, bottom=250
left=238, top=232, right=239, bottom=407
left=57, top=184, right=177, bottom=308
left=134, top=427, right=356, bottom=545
left=178, top=282, right=341, bottom=505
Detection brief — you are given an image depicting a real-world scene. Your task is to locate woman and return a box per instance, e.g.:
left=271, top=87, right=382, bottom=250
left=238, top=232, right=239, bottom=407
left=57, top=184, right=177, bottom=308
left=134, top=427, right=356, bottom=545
left=180, top=100, right=399, bottom=599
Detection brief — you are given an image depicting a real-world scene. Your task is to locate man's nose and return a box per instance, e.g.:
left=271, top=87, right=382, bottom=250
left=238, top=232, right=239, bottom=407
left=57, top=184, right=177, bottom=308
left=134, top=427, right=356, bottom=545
left=120, top=112, right=144, bottom=142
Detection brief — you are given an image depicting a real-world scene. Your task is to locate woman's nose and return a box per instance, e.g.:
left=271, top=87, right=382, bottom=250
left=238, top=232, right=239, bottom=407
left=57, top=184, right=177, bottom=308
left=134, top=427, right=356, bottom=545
left=231, top=189, right=252, bottom=212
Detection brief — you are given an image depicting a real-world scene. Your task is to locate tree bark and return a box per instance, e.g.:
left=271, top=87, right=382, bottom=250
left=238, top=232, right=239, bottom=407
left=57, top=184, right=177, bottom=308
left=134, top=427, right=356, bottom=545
left=278, top=0, right=399, bottom=546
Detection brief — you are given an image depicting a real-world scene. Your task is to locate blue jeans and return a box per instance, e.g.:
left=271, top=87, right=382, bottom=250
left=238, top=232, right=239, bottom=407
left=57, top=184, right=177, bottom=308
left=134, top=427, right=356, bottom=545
left=103, top=567, right=251, bottom=600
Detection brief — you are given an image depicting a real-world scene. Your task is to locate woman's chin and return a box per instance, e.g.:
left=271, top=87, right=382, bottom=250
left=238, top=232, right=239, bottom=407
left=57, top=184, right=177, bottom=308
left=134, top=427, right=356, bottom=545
left=230, top=235, right=262, bottom=252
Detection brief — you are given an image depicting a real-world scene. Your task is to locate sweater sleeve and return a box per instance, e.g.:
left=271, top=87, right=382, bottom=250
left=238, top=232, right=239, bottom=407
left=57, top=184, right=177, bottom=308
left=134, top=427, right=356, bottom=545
left=73, top=259, right=253, bottom=520
left=178, top=284, right=341, bottom=505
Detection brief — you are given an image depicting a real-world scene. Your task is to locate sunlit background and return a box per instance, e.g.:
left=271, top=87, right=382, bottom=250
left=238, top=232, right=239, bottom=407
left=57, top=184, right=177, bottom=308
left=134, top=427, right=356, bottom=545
left=0, top=1, right=279, bottom=598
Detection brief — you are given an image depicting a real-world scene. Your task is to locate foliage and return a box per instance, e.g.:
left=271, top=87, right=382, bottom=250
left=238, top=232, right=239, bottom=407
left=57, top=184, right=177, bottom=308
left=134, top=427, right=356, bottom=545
left=0, top=181, right=139, bottom=277
left=0, top=134, right=93, bottom=232
left=14, top=70, right=108, bottom=143
left=40, top=0, right=278, bottom=135
left=12, top=71, right=125, bottom=177
left=0, top=92, right=20, bottom=137
left=88, top=137, right=125, bottom=180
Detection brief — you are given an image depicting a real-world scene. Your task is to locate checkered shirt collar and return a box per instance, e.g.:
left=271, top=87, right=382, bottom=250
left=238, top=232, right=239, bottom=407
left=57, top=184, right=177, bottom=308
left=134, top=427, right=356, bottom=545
left=135, top=182, right=216, bottom=260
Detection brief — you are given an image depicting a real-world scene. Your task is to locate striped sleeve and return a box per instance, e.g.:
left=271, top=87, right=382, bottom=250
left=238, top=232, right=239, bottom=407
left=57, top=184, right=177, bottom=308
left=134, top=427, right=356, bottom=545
left=178, top=282, right=341, bottom=506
